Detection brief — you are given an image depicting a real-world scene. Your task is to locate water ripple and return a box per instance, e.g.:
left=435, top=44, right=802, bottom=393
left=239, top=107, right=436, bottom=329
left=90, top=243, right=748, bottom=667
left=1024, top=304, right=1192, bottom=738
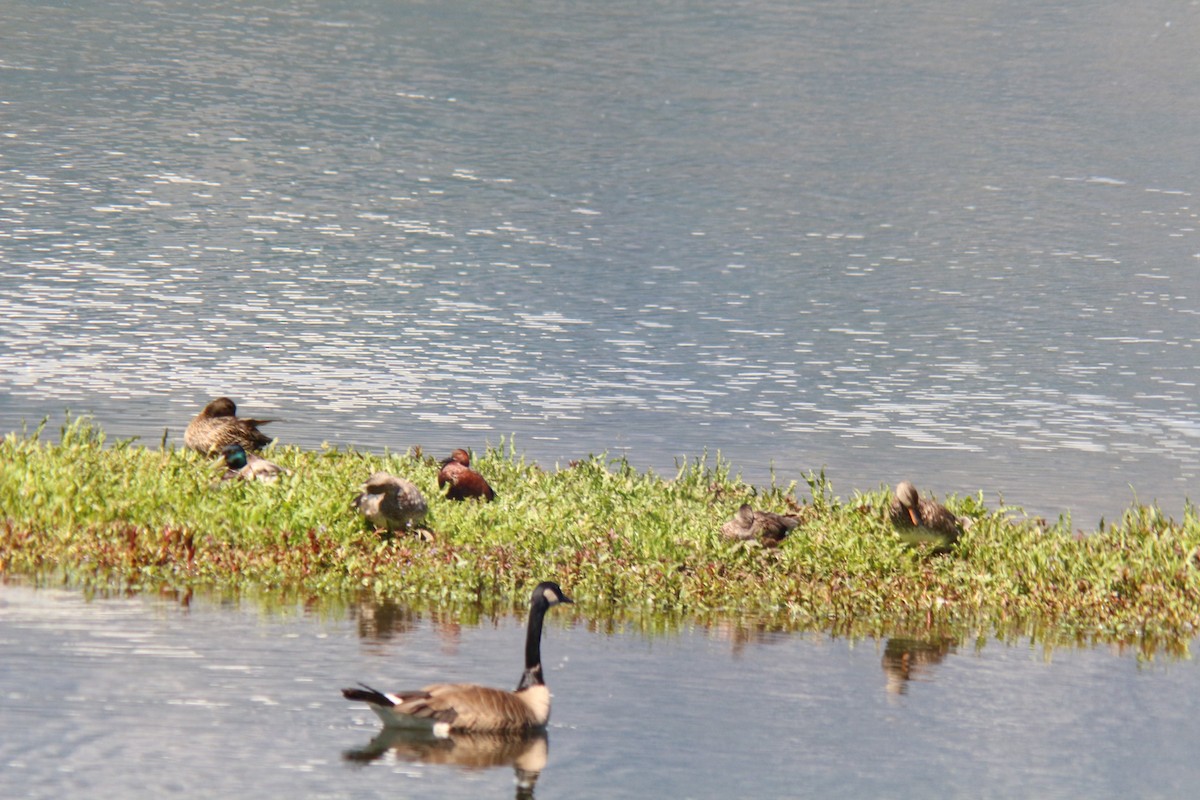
left=3, top=1, right=1200, bottom=526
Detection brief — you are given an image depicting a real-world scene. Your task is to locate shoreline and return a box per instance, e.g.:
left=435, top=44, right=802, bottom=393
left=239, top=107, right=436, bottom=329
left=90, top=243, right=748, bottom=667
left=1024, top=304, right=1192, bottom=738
left=3, top=417, right=1199, bottom=654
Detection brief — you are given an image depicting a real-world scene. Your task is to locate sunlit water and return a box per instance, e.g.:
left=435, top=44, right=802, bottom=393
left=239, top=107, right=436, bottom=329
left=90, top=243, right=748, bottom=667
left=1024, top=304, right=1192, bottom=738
left=2, top=582, right=1199, bottom=799
left=3, top=1, right=1200, bottom=527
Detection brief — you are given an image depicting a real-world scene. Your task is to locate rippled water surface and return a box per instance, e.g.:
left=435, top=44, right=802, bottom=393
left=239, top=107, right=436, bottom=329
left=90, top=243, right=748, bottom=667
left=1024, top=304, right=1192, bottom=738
left=3, top=582, right=1200, bottom=799
left=3, top=0, right=1200, bottom=526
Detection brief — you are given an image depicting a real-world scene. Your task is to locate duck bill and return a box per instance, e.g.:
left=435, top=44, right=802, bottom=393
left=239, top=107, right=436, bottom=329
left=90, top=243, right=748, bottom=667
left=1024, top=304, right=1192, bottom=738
left=907, top=507, right=919, bottom=526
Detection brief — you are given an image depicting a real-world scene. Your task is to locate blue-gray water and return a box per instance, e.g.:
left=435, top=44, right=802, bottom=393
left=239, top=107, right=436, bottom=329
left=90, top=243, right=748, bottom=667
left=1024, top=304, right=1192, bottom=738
left=2, top=2, right=1199, bottom=525
left=3, top=581, right=1199, bottom=799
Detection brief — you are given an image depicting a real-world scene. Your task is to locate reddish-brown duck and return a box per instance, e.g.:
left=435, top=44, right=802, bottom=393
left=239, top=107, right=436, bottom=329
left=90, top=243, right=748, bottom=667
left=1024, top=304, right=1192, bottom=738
left=437, top=449, right=495, bottom=502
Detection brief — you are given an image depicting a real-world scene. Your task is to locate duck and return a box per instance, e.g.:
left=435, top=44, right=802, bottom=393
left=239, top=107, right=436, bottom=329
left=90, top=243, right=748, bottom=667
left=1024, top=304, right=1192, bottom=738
left=437, top=449, right=496, bottom=502
left=343, top=581, right=572, bottom=734
left=889, top=480, right=965, bottom=550
left=220, top=443, right=286, bottom=482
left=720, top=503, right=800, bottom=546
left=184, top=397, right=274, bottom=454
left=352, top=472, right=428, bottom=534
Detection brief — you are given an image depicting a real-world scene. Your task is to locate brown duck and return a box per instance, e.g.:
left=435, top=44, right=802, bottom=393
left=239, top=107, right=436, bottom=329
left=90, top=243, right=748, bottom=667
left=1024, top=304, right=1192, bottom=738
left=720, top=503, right=800, bottom=546
left=437, top=449, right=495, bottom=502
left=352, top=472, right=429, bottom=534
left=889, top=480, right=964, bottom=550
left=184, top=397, right=274, bottom=454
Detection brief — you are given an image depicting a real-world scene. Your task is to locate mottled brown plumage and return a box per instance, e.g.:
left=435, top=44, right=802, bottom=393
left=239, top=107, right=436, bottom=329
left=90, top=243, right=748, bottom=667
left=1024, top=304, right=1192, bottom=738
left=352, top=472, right=428, bottom=533
left=343, top=581, right=571, bottom=733
left=889, top=481, right=964, bottom=549
left=437, top=449, right=495, bottom=502
left=720, top=503, right=800, bottom=545
left=357, top=683, right=551, bottom=732
left=184, top=397, right=274, bottom=454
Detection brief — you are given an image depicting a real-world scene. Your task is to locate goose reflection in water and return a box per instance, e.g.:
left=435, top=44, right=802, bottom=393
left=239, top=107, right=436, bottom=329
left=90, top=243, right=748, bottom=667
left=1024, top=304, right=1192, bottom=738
left=344, top=728, right=548, bottom=799
left=881, top=636, right=957, bottom=695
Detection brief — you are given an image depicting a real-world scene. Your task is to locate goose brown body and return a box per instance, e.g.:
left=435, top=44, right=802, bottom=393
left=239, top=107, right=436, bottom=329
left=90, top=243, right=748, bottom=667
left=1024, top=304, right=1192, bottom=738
left=720, top=503, right=800, bottom=545
left=343, top=581, right=571, bottom=734
left=347, top=683, right=551, bottom=733
left=437, top=449, right=495, bottom=502
left=184, top=397, right=274, bottom=454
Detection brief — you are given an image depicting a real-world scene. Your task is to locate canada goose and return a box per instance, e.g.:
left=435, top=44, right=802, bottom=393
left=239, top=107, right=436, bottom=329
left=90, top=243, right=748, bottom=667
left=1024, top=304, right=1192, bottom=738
left=889, top=480, right=965, bottom=550
left=720, top=503, right=800, bottom=546
left=184, top=397, right=274, bottom=454
left=343, top=581, right=572, bottom=734
left=220, top=443, right=286, bottom=482
left=437, top=449, right=496, bottom=502
left=352, top=472, right=428, bottom=533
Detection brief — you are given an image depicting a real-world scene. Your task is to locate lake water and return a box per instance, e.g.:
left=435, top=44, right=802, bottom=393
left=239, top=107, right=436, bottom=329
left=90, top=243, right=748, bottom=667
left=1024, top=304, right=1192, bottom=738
left=3, top=580, right=1199, bottom=799
left=2, top=1, right=1200, bottom=528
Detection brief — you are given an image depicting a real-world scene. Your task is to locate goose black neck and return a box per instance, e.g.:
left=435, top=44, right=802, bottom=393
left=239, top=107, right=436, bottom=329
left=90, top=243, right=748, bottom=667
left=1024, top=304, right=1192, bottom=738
left=517, top=596, right=549, bottom=689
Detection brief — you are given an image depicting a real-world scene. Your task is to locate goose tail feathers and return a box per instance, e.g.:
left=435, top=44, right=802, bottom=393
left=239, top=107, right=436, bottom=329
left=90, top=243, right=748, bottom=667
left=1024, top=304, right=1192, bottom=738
left=343, top=683, right=396, bottom=707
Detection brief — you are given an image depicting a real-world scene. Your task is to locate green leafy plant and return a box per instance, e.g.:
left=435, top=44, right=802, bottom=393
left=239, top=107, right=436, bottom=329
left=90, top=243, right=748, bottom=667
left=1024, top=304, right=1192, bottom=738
left=3, top=417, right=1199, bottom=656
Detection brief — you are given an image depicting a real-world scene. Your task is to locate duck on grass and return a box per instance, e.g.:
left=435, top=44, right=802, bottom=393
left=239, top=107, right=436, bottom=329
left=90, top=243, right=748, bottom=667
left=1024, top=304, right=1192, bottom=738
left=4, top=415, right=1200, bottom=654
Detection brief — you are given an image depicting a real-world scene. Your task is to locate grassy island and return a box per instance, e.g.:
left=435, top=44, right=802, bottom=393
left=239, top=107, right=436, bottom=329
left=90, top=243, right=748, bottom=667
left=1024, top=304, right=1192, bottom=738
left=3, top=417, right=1199, bottom=656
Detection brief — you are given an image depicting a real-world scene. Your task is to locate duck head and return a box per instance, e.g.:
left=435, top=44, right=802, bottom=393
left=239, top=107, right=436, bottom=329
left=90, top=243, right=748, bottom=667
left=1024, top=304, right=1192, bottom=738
left=440, top=448, right=472, bottom=468
left=222, top=443, right=249, bottom=470
left=203, top=397, right=238, bottom=418
left=895, top=481, right=921, bottom=525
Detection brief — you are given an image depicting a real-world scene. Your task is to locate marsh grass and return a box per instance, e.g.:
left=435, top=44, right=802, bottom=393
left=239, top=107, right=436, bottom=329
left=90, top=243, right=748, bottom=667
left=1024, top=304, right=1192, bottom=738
left=3, top=417, right=1200, bottom=654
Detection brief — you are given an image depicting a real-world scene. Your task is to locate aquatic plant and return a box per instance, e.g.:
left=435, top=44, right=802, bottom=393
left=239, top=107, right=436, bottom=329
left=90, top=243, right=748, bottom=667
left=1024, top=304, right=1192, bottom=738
left=2, top=416, right=1199, bottom=655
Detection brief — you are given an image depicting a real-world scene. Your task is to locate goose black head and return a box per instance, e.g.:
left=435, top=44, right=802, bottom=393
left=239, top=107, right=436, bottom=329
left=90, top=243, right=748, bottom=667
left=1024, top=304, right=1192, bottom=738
left=533, top=581, right=573, bottom=607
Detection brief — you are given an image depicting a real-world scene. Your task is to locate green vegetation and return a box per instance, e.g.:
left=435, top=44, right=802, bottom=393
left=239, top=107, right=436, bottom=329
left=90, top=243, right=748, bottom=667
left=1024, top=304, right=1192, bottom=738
left=3, top=416, right=1200, bottom=655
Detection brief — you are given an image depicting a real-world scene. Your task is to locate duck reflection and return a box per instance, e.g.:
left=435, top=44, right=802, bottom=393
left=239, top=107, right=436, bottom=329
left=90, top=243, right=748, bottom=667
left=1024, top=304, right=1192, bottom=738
left=706, top=619, right=790, bottom=657
left=352, top=600, right=461, bottom=656
left=353, top=599, right=418, bottom=642
left=881, top=635, right=957, bottom=695
left=344, top=728, right=548, bottom=799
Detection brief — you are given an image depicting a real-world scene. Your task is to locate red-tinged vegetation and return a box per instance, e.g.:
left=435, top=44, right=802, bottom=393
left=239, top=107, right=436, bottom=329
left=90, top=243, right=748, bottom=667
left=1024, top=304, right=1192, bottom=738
left=2, top=418, right=1200, bottom=656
